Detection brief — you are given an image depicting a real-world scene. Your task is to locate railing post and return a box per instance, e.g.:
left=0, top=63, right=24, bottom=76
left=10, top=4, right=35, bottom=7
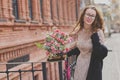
left=42, top=62, right=47, bottom=80
left=31, top=63, right=35, bottom=80
left=18, top=69, right=22, bottom=80
left=6, top=64, right=9, bottom=80
left=58, top=61, right=63, bottom=80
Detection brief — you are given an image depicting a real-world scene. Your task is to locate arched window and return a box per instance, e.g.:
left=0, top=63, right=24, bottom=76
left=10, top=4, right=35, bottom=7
left=12, top=0, right=19, bottom=19
left=50, top=0, right=53, bottom=19
left=39, top=0, right=43, bottom=19
left=28, top=0, right=33, bottom=20
left=56, top=0, right=59, bottom=22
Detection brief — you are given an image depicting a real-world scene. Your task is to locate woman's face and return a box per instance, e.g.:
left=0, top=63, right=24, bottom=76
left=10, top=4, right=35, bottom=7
left=84, top=8, right=96, bottom=25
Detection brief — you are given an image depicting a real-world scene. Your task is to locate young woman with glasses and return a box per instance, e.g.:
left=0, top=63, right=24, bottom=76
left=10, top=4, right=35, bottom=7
left=68, top=5, right=108, bottom=80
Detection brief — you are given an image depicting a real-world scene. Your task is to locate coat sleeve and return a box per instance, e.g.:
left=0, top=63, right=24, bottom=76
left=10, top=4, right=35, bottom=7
left=67, top=47, right=80, bottom=57
left=91, top=32, right=108, bottom=60
left=93, top=44, right=108, bottom=60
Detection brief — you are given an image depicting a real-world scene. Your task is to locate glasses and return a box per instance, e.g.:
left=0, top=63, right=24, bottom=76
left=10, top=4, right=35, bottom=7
left=85, top=13, right=96, bottom=19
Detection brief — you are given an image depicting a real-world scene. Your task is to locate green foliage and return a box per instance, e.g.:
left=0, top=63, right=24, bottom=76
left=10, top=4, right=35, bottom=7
left=35, top=42, right=43, bottom=49
left=46, top=36, right=53, bottom=42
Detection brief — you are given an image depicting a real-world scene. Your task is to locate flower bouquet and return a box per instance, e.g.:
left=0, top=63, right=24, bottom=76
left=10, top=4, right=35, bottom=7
left=36, top=29, right=72, bottom=61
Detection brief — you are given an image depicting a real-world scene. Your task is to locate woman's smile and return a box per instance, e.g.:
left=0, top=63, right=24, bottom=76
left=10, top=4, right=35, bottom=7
left=86, top=18, right=92, bottom=23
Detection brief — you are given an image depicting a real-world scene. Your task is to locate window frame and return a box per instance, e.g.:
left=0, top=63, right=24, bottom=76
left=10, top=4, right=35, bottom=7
left=28, top=0, right=33, bottom=20
left=12, top=0, right=19, bottom=19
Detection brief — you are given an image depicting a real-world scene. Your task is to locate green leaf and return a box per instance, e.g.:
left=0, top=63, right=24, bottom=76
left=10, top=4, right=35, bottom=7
left=46, top=36, right=53, bottom=42
left=35, top=42, right=43, bottom=49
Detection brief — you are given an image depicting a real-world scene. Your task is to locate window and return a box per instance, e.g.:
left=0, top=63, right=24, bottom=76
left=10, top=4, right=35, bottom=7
left=56, top=0, right=59, bottom=20
left=39, top=0, right=43, bottom=19
left=28, top=0, right=33, bottom=20
left=50, top=0, right=53, bottom=19
left=12, top=0, right=19, bottom=19
left=7, top=54, right=30, bottom=69
left=75, top=0, right=78, bottom=21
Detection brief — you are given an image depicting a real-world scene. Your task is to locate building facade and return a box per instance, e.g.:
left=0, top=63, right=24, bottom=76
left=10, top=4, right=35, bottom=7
left=0, top=0, right=81, bottom=80
left=111, top=0, right=120, bottom=32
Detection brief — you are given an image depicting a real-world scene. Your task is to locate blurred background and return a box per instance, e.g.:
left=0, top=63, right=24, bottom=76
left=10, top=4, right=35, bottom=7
left=80, top=0, right=120, bottom=37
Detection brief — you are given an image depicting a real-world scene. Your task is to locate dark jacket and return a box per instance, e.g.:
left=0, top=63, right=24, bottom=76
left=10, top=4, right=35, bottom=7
left=67, top=32, right=108, bottom=80
left=86, top=33, right=108, bottom=80
left=67, top=47, right=80, bottom=58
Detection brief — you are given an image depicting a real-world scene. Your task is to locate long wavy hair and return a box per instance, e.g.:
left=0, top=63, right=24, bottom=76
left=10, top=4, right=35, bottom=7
left=70, top=5, right=104, bottom=35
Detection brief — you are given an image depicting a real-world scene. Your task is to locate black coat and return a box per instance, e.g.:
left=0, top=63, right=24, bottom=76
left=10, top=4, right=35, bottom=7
left=67, top=32, right=108, bottom=80
left=67, top=47, right=80, bottom=59
left=86, top=33, right=108, bottom=80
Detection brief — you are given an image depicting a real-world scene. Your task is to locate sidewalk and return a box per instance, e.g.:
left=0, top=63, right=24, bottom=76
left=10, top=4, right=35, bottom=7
left=103, top=33, right=120, bottom=80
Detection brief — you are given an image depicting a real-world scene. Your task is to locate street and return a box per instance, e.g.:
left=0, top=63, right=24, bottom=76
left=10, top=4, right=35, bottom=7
left=103, top=33, right=120, bottom=80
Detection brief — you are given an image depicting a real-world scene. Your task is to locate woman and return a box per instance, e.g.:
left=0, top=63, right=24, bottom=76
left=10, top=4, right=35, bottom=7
left=68, top=5, right=108, bottom=80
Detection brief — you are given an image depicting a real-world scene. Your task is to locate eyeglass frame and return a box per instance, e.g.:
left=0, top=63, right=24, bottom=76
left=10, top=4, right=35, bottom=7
left=85, top=13, right=96, bottom=19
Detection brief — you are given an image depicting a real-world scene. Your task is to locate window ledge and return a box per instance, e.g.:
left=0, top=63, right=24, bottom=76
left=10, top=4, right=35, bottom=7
left=15, top=19, right=26, bottom=23
left=30, top=20, right=39, bottom=24
left=0, top=19, right=7, bottom=22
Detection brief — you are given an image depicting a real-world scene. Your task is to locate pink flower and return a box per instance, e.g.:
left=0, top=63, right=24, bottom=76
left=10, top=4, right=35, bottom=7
left=46, top=42, right=51, bottom=46
left=43, top=29, right=71, bottom=55
left=61, top=32, right=65, bottom=36
left=63, top=48, right=70, bottom=53
left=54, top=29, right=60, bottom=33
left=46, top=51, right=49, bottom=55
left=56, top=43, right=60, bottom=47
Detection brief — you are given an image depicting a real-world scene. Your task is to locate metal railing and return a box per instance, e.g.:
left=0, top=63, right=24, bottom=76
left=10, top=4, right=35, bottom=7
left=0, top=61, right=65, bottom=80
left=0, top=47, right=79, bottom=80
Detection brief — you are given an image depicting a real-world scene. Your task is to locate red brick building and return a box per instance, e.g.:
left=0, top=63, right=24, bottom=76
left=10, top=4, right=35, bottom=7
left=0, top=0, right=81, bottom=80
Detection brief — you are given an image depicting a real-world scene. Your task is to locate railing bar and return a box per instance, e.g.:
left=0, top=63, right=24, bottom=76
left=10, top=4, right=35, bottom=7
left=58, top=61, right=63, bottom=80
left=0, top=61, right=45, bottom=65
left=0, top=61, right=63, bottom=65
left=42, top=62, right=47, bottom=80
left=31, top=63, right=35, bottom=80
left=0, top=69, right=43, bottom=73
left=19, top=69, right=22, bottom=80
left=6, top=64, right=9, bottom=80
left=0, top=71, right=7, bottom=73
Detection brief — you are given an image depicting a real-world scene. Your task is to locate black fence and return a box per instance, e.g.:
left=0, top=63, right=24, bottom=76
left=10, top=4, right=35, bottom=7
left=0, top=57, right=77, bottom=80
left=0, top=61, right=77, bottom=80
left=0, top=61, right=65, bottom=80
left=0, top=47, right=79, bottom=80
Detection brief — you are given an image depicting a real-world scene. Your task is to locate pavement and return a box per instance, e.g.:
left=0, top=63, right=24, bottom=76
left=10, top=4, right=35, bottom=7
left=103, top=33, right=120, bottom=80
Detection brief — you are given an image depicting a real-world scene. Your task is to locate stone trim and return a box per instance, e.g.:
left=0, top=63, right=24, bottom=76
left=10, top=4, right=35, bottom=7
left=0, top=40, right=44, bottom=62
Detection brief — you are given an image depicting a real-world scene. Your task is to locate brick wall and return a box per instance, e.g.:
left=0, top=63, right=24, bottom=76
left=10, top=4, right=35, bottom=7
left=0, top=0, right=80, bottom=80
